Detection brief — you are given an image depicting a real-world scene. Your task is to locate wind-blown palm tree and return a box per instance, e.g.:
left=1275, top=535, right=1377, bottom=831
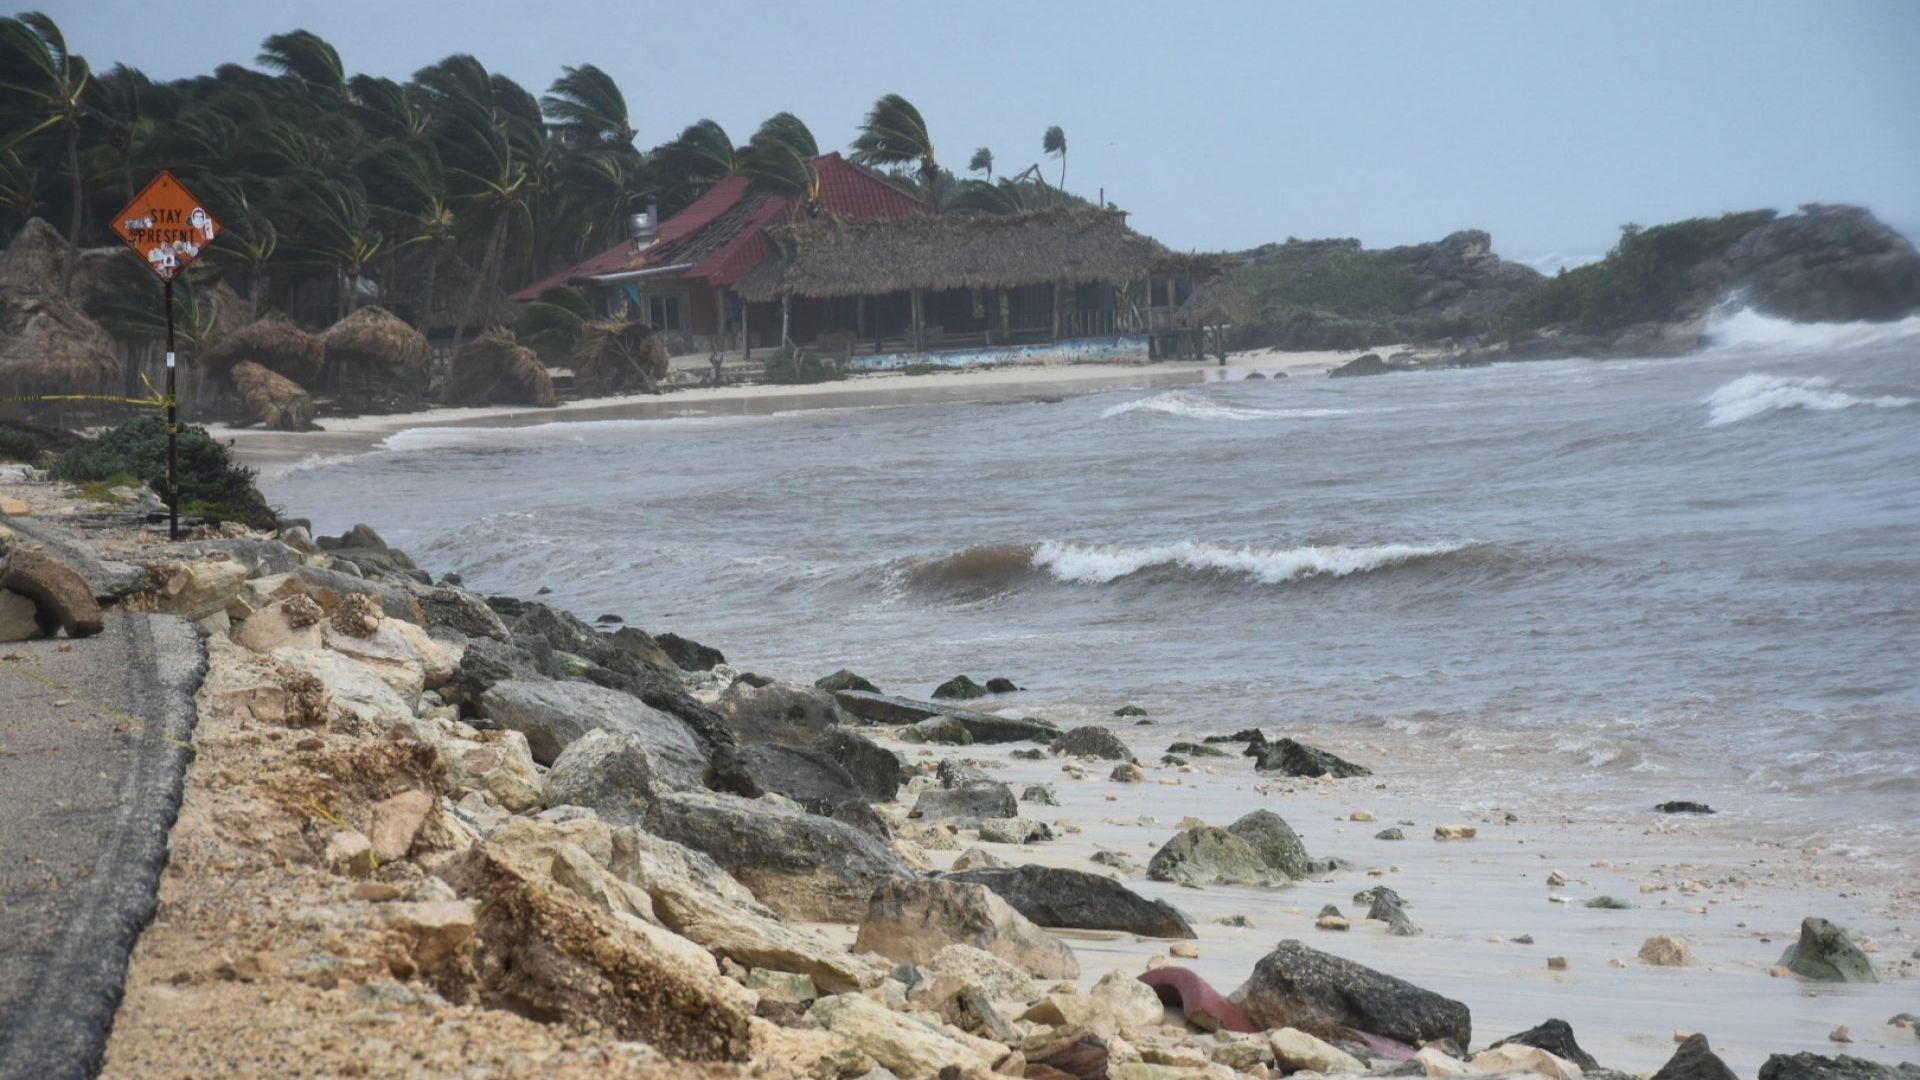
left=257, top=30, right=348, bottom=101
left=969, top=146, right=993, bottom=181
left=1043, top=125, right=1066, bottom=191
left=541, top=64, right=635, bottom=148
left=850, top=93, right=937, bottom=210
left=0, top=12, right=93, bottom=243
left=359, top=139, right=458, bottom=329
left=740, top=112, right=820, bottom=204
left=349, top=74, right=428, bottom=139
left=654, top=118, right=734, bottom=213
left=285, top=174, right=387, bottom=318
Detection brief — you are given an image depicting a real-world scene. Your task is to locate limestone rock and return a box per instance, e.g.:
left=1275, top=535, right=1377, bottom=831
left=854, top=876, right=1079, bottom=978
left=1639, top=935, right=1693, bottom=967
left=645, top=789, right=912, bottom=922
left=808, top=992, right=1002, bottom=1078
left=1147, top=827, right=1288, bottom=887
left=943, top=864, right=1195, bottom=939
left=715, top=679, right=844, bottom=745
left=1779, top=917, right=1879, bottom=983
left=479, top=677, right=709, bottom=782
left=1472, top=1043, right=1583, bottom=1080
left=272, top=648, right=414, bottom=728
left=368, top=788, right=435, bottom=862
left=913, top=781, right=1017, bottom=821
left=0, top=547, right=103, bottom=637
left=0, top=588, right=40, bottom=641
left=233, top=595, right=325, bottom=652
left=952, top=846, right=1008, bottom=870
left=1231, top=939, right=1470, bottom=1047
left=924, top=943, right=1039, bottom=1003
left=152, top=557, right=249, bottom=621
left=1434, top=824, right=1477, bottom=840
left=1270, top=1027, right=1366, bottom=1074
left=541, top=728, right=666, bottom=826
left=1021, top=969, right=1165, bottom=1036
left=975, top=817, right=1054, bottom=844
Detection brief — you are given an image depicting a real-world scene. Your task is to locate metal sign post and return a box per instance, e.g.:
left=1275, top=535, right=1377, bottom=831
left=110, top=171, right=219, bottom=541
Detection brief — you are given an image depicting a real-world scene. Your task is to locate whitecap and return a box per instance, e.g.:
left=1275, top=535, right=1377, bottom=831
left=1030, top=539, right=1474, bottom=585
left=1100, top=390, right=1355, bottom=422
left=1702, top=373, right=1916, bottom=426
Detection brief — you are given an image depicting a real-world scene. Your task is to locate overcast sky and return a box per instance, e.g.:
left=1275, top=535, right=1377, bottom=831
left=44, top=0, right=1920, bottom=263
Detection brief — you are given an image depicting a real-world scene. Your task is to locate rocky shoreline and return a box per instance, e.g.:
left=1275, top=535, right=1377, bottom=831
left=1, top=476, right=1915, bottom=1079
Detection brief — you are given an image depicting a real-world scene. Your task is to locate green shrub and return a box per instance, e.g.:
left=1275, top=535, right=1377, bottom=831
left=0, top=427, right=40, bottom=463
left=52, top=415, right=276, bottom=528
left=761, top=352, right=844, bottom=385
left=1232, top=240, right=1424, bottom=321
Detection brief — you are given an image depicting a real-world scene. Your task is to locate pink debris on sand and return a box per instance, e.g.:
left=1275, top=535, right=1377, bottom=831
left=1137, top=966, right=1257, bottom=1034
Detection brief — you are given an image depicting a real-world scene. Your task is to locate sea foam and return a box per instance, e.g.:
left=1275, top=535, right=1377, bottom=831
left=1703, top=374, right=1916, bottom=426
left=1100, top=390, right=1356, bottom=422
left=1704, top=305, right=1920, bottom=353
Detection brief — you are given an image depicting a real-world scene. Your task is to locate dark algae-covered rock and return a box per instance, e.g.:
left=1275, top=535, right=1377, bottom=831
left=1230, top=939, right=1470, bottom=1047
left=831, top=690, right=1060, bottom=743
left=656, top=631, right=724, bottom=672
left=912, top=781, right=1018, bottom=821
left=1779, top=917, right=1879, bottom=982
left=1655, top=800, right=1715, bottom=814
left=1328, top=353, right=1391, bottom=378
left=1490, top=1019, right=1601, bottom=1071
left=1050, top=725, right=1135, bottom=762
left=708, top=742, right=866, bottom=815
left=943, top=864, right=1196, bottom=939
left=1651, top=1034, right=1740, bottom=1080
left=814, top=668, right=879, bottom=694
left=931, top=674, right=988, bottom=700
left=811, top=726, right=905, bottom=802
left=1249, top=737, right=1371, bottom=778
left=1166, top=741, right=1231, bottom=758
left=1759, top=1053, right=1920, bottom=1080
left=984, top=676, right=1020, bottom=693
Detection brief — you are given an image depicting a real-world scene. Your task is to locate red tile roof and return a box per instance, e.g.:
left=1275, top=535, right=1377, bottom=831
left=510, top=153, right=920, bottom=301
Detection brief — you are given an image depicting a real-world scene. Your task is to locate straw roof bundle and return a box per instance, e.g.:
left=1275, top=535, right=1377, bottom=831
left=0, top=290, right=120, bottom=395
left=229, top=359, right=317, bottom=431
left=441, top=334, right=556, bottom=408
left=321, top=305, right=429, bottom=374
left=1178, top=279, right=1257, bottom=328
left=737, top=206, right=1168, bottom=301
left=571, top=319, right=667, bottom=395
left=0, top=218, right=74, bottom=297
left=201, top=318, right=324, bottom=384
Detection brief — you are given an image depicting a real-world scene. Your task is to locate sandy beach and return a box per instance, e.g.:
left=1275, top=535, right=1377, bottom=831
left=214, top=349, right=1358, bottom=476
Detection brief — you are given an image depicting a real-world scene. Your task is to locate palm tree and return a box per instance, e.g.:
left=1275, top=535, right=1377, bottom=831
left=1043, top=125, right=1067, bottom=191
left=358, top=139, right=458, bottom=329
left=740, top=112, right=820, bottom=204
left=0, top=12, right=93, bottom=243
left=257, top=30, right=348, bottom=101
left=969, top=146, right=993, bottom=181
left=654, top=118, right=734, bottom=213
left=541, top=64, right=635, bottom=148
left=349, top=74, right=428, bottom=139
left=850, top=93, right=937, bottom=211
left=517, top=285, right=592, bottom=361
left=89, top=63, right=154, bottom=202
left=285, top=174, right=386, bottom=318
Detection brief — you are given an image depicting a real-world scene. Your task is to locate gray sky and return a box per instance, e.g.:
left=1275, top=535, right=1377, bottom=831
left=44, top=0, right=1920, bottom=262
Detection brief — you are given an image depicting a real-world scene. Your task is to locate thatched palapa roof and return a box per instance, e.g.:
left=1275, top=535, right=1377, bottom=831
left=322, top=305, right=429, bottom=372
left=1178, top=279, right=1257, bottom=328
left=201, top=317, right=324, bottom=383
left=736, top=207, right=1170, bottom=302
left=0, top=291, right=120, bottom=393
left=0, top=218, right=75, bottom=297
left=442, top=335, right=557, bottom=408
left=572, top=320, right=667, bottom=396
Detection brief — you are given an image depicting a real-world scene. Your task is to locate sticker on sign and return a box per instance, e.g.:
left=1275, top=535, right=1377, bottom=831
left=111, top=171, right=220, bottom=282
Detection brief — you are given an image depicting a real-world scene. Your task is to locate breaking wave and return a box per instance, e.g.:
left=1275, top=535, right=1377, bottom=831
left=1703, top=374, right=1916, bottom=426
left=1101, top=390, right=1357, bottom=422
left=1704, top=306, right=1920, bottom=353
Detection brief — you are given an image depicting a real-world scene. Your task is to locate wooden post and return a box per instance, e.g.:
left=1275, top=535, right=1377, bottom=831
left=780, top=293, right=791, bottom=351
left=1051, top=281, right=1062, bottom=341
left=856, top=294, right=868, bottom=340
left=910, top=288, right=924, bottom=352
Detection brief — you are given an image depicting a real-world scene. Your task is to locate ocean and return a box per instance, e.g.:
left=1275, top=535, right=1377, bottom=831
left=268, top=308, right=1920, bottom=865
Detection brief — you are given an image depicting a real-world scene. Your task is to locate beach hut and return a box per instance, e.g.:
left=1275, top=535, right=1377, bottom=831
left=320, top=305, right=431, bottom=402
left=0, top=292, right=121, bottom=416
left=200, top=318, right=325, bottom=384
left=1177, top=279, right=1258, bottom=363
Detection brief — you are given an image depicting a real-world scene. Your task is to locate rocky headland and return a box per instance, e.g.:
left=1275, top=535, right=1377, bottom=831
left=1, top=470, right=1916, bottom=1079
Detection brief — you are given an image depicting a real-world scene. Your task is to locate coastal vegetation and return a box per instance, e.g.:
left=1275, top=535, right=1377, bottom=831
left=49, top=413, right=274, bottom=526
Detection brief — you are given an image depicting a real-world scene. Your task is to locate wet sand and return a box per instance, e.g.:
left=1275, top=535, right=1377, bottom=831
left=216, top=348, right=1352, bottom=476
left=848, top=719, right=1917, bottom=1076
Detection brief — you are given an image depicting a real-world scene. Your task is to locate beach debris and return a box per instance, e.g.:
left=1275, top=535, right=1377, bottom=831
left=0, top=547, right=104, bottom=638
left=1655, top=800, right=1716, bottom=814
left=1434, top=824, right=1477, bottom=840
left=1547, top=869, right=1568, bottom=887
left=1246, top=736, right=1371, bottom=778
left=1350, top=809, right=1378, bottom=822
left=1051, top=725, right=1136, bottom=762
left=440, top=334, right=555, bottom=409
left=931, top=674, right=987, bottom=700
left=1137, top=966, right=1257, bottom=1033
left=1778, top=916, right=1879, bottom=982
left=1638, top=935, right=1694, bottom=966
left=1547, top=956, right=1569, bottom=970
left=1109, top=762, right=1146, bottom=782
left=1829, top=1026, right=1852, bottom=1043
left=1170, top=942, right=1200, bottom=959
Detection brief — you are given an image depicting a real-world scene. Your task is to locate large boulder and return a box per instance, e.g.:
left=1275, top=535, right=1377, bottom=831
left=1328, top=353, right=1391, bottom=378
left=645, top=790, right=912, bottom=922
left=656, top=631, right=724, bottom=672
left=478, top=677, right=708, bottom=786
left=714, top=679, right=843, bottom=745
left=1760, top=1054, right=1920, bottom=1080
left=1779, top=917, right=1878, bottom=982
left=912, top=781, right=1017, bottom=821
left=541, top=728, right=665, bottom=826
left=1226, top=809, right=1319, bottom=879
left=1050, top=725, right=1136, bottom=762
left=854, top=876, right=1078, bottom=978
left=1230, top=940, right=1470, bottom=1047
left=811, top=726, right=905, bottom=802
left=815, top=669, right=879, bottom=694
left=943, top=864, right=1195, bottom=939
left=708, top=742, right=865, bottom=815
left=1147, top=827, right=1288, bottom=887
left=832, top=690, right=1059, bottom=743
left=1651, top=1034, right=1740, bottom=1080
left=607, top=826, right=887, bottom=995
left=1248, top=737, right=1371, bottom=778
left=1722, top=204, right=1920, bottom=323
left=0, top=547, right=104, bottom=638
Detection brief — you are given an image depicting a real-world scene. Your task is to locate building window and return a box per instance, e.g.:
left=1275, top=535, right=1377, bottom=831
left=647, top=293, right=684, bottom=331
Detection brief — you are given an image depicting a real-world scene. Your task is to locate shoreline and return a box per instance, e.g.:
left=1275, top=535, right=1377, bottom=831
left=213, top=347, right=1356, bottom=476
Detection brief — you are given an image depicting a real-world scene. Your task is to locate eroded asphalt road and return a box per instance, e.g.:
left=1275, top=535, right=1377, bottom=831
left=0, top=613, right=203, bottom=1080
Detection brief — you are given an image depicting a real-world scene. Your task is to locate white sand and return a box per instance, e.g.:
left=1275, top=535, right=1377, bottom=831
left=858, top=721, right=1917, bottom=1075
left=216, top=348, right=1353, bottom=476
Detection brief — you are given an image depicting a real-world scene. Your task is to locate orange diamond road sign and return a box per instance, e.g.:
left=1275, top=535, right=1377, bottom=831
left=111, top=170, right=220, bottom=282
